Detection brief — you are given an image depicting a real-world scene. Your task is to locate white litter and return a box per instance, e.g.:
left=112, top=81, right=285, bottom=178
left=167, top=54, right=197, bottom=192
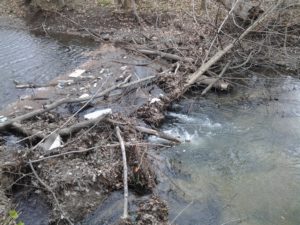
left=68, top=69, right=86, bottom=78
left=79, top=93, right=90, bottom=99
left=120, top=66, right=127, bottom=71
left=150, top=98, right=161, bottom=104
left=49, top=135, right=62, bottom=150
left=0, top=116, right=7, bottom=123
left=84, top=108, right=112, bottom=120
left=24, top=105, right=33, bottom=110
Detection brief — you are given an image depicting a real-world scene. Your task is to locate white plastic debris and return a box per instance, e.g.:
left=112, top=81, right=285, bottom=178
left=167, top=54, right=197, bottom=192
left=49, top=134, right=62, bottom=150
left=68, top=69, right=86, bottom=78
left=84, top=108, right=112, bottom=120
left=99, top=68, right=105, bottom=74
left=0, top=115, right=7, bottom=123
left=79, top=93, right=90, bottom=99
left=120, top=66, right=127, bottom=71
left=57, top=80, right=74, bottom=87
left=150, top=98, right=161, bottom=104
left=40, top=134, right=63, bottom=151
left=24, top=105, right=33, bottom=110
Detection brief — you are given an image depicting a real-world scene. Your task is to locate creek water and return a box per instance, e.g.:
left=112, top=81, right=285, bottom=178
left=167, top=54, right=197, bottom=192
left=157, top=76, right=300, bottom=225
left=0, top=17, right=92, bottom=225
left=1, top=17, right=300, bottom=225
left=0, top=17, right=92, bottom=110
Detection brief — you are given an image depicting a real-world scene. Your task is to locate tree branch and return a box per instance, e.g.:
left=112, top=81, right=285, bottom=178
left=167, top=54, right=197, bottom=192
left=116, top=126, right=129, bottom=219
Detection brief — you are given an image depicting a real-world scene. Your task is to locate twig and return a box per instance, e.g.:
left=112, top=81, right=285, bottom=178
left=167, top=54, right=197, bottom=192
left=137, top=49, right=194, bottom=63
left=55, top=12, right=103, bottom=41
left=30, top=146, right=97, bottom=163
left=111, top=60, right=152, bottom=66
left=14, top=76, right=95, bottom=89
left=220, top=218, right=244, bottom=225
left=28, top=160, right=74, bottom=225
left=59, top=115, right=107, bottom=137
left=116, top=126, right=129, bottom=219
left=174, top=62, right=180, bottom=75
left=201, top=61, right=231, bottom=96
left=135, top=126, right=181, bottom=143
left=171, top=200, right=194, bottom=224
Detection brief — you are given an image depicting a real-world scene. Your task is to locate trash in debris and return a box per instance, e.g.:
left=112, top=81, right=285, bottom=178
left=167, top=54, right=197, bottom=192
left=24, top=105, right=33, bottom=110
left=57, top=80, right=74, bottom=88
left=84, top=108, right=112, bottom=120
left=120, top=66, right=127, bottom=71
left=40, top=134, right=63, bottom=151
left=68, top=69, right=86, bottom=78
left=79, top=93, right=90, bottom=99
left=0, top=115, right=8, bottom=123
left=150, top=98, right=161, bottom=104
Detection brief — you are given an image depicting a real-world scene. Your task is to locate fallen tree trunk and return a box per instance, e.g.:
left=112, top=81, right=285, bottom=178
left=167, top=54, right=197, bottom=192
left=216, top=0, right=264, bottom=20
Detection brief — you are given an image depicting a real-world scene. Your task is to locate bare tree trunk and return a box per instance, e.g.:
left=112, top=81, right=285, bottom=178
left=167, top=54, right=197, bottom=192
left=216, top=0, right=264, bottom=20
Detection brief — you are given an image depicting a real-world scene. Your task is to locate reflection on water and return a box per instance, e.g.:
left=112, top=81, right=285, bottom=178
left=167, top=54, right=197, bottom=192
left=160, top=77, right=300, bottom=225
left=0, top=18, right=92, bottom=109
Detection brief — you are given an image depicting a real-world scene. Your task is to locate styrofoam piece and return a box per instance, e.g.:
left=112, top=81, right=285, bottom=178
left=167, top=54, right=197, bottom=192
left=120, top=66, right=127, bottom=71
left=68, top=69, right=86, bottom=78
left=0, top=115, right=7, bottom=123
left=49, top=134, right=62, bottom=150
left=150, top=98, right=161, bottom=104
left=79, top=93, right=90, bottom=99
left=84, top=108, right=112, bottom=120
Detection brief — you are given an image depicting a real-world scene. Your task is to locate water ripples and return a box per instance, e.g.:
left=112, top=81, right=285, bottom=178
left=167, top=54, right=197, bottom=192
left=0, top=22, right=91, bottom=109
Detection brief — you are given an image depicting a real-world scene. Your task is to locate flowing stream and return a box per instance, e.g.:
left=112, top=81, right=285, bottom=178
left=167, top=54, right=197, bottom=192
left=0, top=17, right=92, bottom=110
left=157, top=76, right=300, bottom=225
left=1, top=17, right=300, bottom=225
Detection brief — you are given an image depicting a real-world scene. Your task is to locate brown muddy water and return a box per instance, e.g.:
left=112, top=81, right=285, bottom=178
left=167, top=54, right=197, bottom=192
left=1, top=17, right=300, bottom=225
left=0, top=17, right=93, bottom=110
